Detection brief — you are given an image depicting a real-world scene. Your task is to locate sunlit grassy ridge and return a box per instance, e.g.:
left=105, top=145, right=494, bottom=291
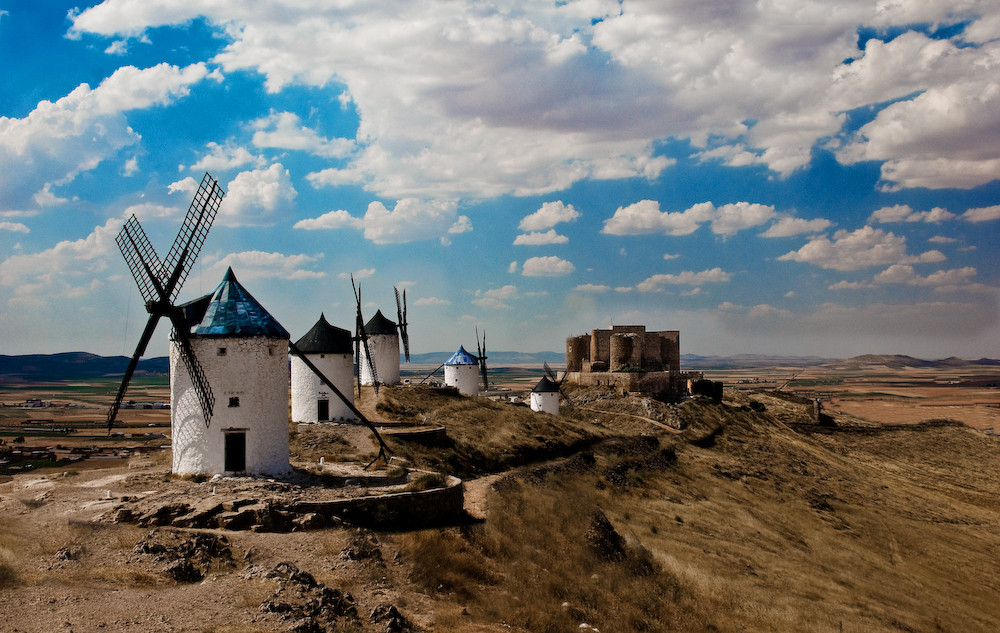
left=390, top=387, right=1000, bottom=632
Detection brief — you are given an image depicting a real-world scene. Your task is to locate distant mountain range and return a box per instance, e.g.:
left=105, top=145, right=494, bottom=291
left=0, top=352, right=169, bottom=382
left=1, top=351, right=997, bottom=382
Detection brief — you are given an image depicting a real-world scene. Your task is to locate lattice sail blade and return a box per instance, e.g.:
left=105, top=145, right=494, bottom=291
left=163, top=172, right=224, bottom=302
left=116, top=216, right=164, bottom=305
left=170, top=322, right=215, bottom=426
left=106, top=313, right=162, bottom=431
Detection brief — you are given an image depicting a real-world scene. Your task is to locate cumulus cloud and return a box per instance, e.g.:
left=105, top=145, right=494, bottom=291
left=0, top=217, right=122, bottom=304
left=513, top=230, right=569, bottom=246
left=219, top=163, right=297, bottom=226
left=0, top=222, right=29, bottom=233
left=251, top=111, right=355, bottom=158
left=575, top=283, right=610, bottom=292
left=761, top=216, right=833, bottom=238
left=0, top=63, right=208, bottom=210
left=415, top=296, right=450, bottom=306
left=962, top=205, right=1000, bottom=223
left=838, top=79, right=1000, bottom=191
left=473, top=285, right=518, bottom=310
left=874, top=264, right=978, bottom=288
left=187, top=142, right=264, bottom=173
left=603, top=200, right=775, bottom=236
left=206, top=250, right=325, bottom=281
left=777, top=226, right=944, bottom=271
left=869, top=204, right=956, bottom=224
left=637, top=268, right=731, bottom=292
left=519, top=201, right=580, bottom=231
left=521, top=256, right=575, bottom=277
left=361, top=198, right=459, bottom=244
left=294, top=210, right=365, bottom=231
left=69, top=2, right=1000, bottom=200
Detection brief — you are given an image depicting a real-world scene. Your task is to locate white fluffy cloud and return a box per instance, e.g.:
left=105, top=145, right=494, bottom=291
left=0, top=222, right=29, bottom=233
left=294, top=209, right=365, bottom=231
left=603, top=200, right=775, bottom=237
left=219, top=163, right=298, bottom=226
left=206, top=250, right=325, bottom=281
left=473, top=285, right=519, bottom=310
left=513, top=230, right=569, bottom=246
left=519, top=201, right=580, bottom=231
left=361, top=199, right=459, bottom=244
left=521, top=256, right=575, bottom=277
left=637, top=268, right=731, bottom=292
left=71, top=2, right=1000, bottom=199
left=869, top=204, right=956, bottom=224
left=0, top=217, right=122, bottom=303
left=0, top=62, right=208, bottom=211
left=962, top=204, right=1000, bottom=223
left=252, top=111, right=355, bottom=158
left=761, top=216, right=833, bottom=238
left=778, top=226, right=945, bottom=271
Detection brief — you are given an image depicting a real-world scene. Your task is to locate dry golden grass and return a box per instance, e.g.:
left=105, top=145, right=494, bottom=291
left=394, top=388, right=1000, bottom=632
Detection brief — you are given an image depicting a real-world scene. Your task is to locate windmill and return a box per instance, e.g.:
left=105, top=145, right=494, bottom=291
left=287, top=339, right=392, bottom=467
left=352, top=275, right=379, bottom=399
left=395, top=286, right=410, bottom=363
left=107, top=173, right=224, bottom=432
left=543, top=361, right=574, bottom=409
left=475, top=327, right=489, bottom=392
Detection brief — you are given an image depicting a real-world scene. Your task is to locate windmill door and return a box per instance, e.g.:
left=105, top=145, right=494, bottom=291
left=317, top=399, right=330, bottom=421
left=224, top=431, right=246, bottom=472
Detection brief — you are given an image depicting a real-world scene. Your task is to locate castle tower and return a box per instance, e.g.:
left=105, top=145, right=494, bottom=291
left=291, top=313, right=355, bottom=423
left=444, top=346, right=480, bottom=396
left=530, top=376, right=561, bottom=415
left=171, top=268, right=290, bottom=477
left=359, top=309, right=401, bottom=386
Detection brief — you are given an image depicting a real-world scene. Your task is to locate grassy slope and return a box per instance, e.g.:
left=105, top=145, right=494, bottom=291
left=392, top=388, right=1000, bottom=632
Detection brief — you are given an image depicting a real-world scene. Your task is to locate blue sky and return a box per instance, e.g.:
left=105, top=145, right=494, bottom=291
left=1, top=1, right=999, bottom=360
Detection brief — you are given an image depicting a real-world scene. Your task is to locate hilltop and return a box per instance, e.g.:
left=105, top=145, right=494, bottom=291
left=2, top=384, right=999, bottom=632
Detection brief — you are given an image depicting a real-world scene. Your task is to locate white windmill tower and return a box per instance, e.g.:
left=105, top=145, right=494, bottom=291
left=444, top=346, right=480, bottom=395
left=291, top=313, right=355, bottom=423
left=358, top=310, right=400, bottom=386
left=171, top=267, right=291, bottom=477
left=530, top=375, right=561, bottom=415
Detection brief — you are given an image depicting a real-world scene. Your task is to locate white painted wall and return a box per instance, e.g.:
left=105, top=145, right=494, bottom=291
left=530, top=391, right=560, bottom=415
left=359, top=333, right=400, bottom=385
left=444, top=363, right=480, bottom=396
left=290, top=353, right=355, bottom=422
left=171, top=335, right=290, bottom=477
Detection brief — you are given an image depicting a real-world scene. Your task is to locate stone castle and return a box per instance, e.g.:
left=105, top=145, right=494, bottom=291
left=565, top=325, right=702, bottom=399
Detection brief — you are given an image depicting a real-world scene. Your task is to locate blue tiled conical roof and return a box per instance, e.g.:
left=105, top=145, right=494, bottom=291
left=445, top=345, right=478, bottom=366
left=193, top=267, right=289, bottom=339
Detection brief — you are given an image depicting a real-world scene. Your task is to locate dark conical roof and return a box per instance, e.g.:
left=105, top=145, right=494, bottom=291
left=364, top=309, right=397, bottom=335
left=193, top=267, right=289, bottom=339
left=532, top=376, right=560, bottom=393
left=295, top=313, right=353, bottom=354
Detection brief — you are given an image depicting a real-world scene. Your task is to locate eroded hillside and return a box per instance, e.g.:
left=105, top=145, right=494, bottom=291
left=1, top=386, right=998, bottom=633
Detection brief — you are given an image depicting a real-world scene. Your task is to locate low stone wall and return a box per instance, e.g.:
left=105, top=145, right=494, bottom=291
left=291, top=475, right=464, bottom=529
left=109, top=475, right=466, bottom=532
left=384, top=425, right=448, bottom=446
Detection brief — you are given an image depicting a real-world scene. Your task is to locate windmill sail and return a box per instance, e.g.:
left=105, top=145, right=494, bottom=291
left=106, top=173, right=224, bottom=431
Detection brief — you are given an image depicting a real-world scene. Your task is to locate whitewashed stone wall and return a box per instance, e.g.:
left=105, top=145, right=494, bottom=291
left=359, top=333, right=400, bottom=385
left=530, top=390, right=560, bottom=415
left=444, top=363, right=480, bottom=396
left=290, top=353, right=355, bottom=422
left=171, top=335, right=290, bottom=477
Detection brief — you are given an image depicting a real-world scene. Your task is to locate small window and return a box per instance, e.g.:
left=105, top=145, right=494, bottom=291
left=228, top=396, right=240, bottom=408
left=217, top=347, right=227, bottom=356
left=268, top=346, right=276, bottom=356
